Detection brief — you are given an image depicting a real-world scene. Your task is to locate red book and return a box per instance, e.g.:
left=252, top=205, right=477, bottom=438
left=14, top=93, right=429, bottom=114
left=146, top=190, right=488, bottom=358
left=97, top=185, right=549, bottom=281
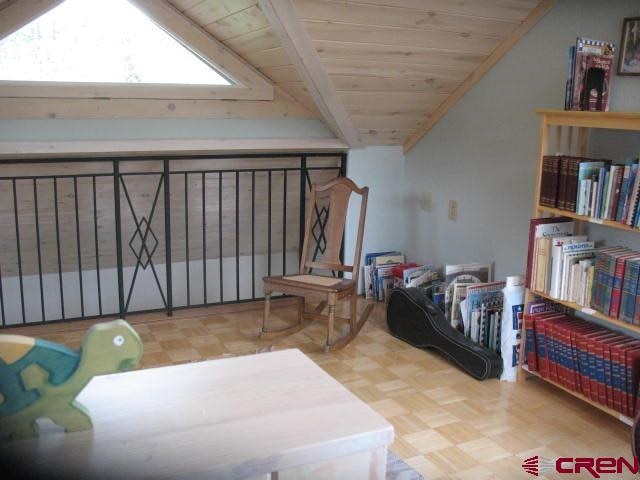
left=391, top=263, right=419, bottom=279
left=540, top=156, right=561, bottom=207
left=558, top=319, right=583, bottom=389
left=601, top=336, right=629, bottom=407
left=557, top=156, right=569, bottom=209
left=546, top=318, right=564, bottom=383
left=587, top=332, right=618, bottom=402
left=577, top=331, right=596, bottom=397
left=570, top=323, right=600, bottom=393
left=533, top=312, right=566, bottom=378
left=611, top=341, right=640, bottom=414
left=625, top=348, right=640, bottom=417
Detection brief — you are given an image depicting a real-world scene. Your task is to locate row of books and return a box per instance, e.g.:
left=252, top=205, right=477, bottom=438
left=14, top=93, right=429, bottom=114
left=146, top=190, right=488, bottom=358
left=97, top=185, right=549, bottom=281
left=529, top=222, right=594, bottom=305
left=363, top=251, right=405, bottom=302
left=540, top=155, right=640, bottom=226
left=564, top=37, right=615, bottom=112
left=459, top=281, right=504, bottom=353
left=392, top=263, right=443, bottom=308
left=526, top=218, right=640, bottom=324
left=592, top=247, right=640, bottom=324
left=524, top=302, right=640, bottom=417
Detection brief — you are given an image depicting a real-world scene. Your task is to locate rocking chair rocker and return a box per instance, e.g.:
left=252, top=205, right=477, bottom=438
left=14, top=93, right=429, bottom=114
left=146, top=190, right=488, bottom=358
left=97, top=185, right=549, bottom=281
left=260, top=177, right=372, bottom=352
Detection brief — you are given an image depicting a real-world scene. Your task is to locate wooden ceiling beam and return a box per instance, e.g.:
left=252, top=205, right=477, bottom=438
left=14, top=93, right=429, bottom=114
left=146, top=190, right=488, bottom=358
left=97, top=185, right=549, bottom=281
left=259, top=0, right=362, bottom=148
left=0, top=0, right=63, bottom=40
left=403, top=0, right=555, bottom=154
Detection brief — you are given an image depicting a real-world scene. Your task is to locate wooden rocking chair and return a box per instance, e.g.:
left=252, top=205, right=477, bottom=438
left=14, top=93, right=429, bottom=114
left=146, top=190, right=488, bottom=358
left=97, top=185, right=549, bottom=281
left=260, top=177, right=372, bottom=352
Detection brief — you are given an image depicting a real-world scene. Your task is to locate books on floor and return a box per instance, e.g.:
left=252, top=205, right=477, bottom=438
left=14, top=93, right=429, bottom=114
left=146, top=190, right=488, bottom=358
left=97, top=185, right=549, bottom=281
left=464, top=281, right=505, bottom=353
left=362, top=251, right=405, bottom=302
left=444, top=262, right=493, bottom=326
left=524, top=303, right=640, bottom=417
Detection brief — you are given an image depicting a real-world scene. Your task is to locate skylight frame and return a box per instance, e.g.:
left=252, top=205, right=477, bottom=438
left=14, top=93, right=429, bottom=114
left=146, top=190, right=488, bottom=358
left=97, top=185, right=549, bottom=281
left=0, top=0, right=273, bottom=101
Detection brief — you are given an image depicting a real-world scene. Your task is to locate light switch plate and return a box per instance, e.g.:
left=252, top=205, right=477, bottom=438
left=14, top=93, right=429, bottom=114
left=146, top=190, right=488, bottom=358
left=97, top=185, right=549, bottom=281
left=448, top=200, right=458, bottom=221
left=420, top=192, right=432, bottom=211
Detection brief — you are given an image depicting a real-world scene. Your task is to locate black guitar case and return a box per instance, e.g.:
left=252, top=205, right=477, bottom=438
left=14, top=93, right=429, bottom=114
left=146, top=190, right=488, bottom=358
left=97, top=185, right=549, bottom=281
left=386, top=287, right=503, bottom=380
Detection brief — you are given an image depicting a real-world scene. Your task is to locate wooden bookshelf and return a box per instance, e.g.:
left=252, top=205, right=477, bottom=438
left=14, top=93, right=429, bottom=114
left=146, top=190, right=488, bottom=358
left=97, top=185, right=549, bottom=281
left=530, top=289, right=640, bottom=335
left=522, top=365, right=633, bottom=426
left=520, top=110, right=640, bottom=425
left=537, top=205, right=640, bottom=234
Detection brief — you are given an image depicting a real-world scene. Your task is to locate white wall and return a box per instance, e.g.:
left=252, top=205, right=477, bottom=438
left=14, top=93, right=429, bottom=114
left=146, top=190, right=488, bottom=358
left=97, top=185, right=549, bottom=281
left=404, top=0, right=640, bottom=280
left=345, top=146, right=407, bottom=291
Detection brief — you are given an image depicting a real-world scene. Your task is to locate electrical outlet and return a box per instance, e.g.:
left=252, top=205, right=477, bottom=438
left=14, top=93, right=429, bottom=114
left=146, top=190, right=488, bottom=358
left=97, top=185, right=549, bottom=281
left=420, top=192, right=432, bottom=211
left=448, top=200, right=458, bottom=221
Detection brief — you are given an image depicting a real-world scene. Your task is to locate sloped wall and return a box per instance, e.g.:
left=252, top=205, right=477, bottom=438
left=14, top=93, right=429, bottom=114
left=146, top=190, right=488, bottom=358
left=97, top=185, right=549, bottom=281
left=404, top=0, right=640, bottom=279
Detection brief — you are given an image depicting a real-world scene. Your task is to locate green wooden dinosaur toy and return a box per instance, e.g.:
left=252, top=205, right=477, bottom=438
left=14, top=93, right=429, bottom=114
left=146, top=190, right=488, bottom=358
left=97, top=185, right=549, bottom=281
left=0, top=319, right=143, bottom=440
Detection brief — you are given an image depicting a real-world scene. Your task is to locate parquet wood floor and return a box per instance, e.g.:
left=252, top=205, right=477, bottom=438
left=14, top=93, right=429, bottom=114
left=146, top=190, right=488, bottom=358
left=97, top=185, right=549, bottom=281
left=4, top=298, right=632, bottom=479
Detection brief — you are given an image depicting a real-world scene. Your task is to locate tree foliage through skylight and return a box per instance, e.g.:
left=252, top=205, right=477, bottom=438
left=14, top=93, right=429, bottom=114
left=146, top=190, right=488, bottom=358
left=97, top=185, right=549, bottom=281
left=0, top=0, right=231, bottom=85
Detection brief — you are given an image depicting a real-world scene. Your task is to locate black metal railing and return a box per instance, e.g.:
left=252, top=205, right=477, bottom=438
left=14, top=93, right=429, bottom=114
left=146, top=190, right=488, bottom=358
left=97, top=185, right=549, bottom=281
left=0, top=152, right=346, bottom=328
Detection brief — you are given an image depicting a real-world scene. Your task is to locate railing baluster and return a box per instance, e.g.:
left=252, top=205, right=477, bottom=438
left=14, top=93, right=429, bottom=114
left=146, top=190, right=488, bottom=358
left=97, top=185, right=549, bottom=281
left=299, top=156, right=307, bottom=265
left=251, top=171, right=255, bottom=299
left=163, top=159, right=173, bottom=316
left=236, top=171, right=240, bottom=301
left=219, top=172, right=223, bottom=303
left=12, top=179, right=25, bottom=323
left=268, top=171, right=272, bottom=277
left=185, top=173, right=190, bottom=306
left=283, top=170, right=287, bottom=276
left=33, top=178, right=45, bottom=322
left=202, top=171, right=207, bottom=304
left=53, top=178, right=65, bottom=320
left=0, top=265, right=4, bottom=327
left=113, top=161, right=125, bottom=318
left=92, top=176, right=103, bottom=316
left=74, top=177, right=85, bottom=318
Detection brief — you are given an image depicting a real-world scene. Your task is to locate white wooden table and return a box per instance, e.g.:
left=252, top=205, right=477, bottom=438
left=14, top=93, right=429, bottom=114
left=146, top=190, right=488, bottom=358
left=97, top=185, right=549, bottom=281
left=4, top=349, right=394, bottom=479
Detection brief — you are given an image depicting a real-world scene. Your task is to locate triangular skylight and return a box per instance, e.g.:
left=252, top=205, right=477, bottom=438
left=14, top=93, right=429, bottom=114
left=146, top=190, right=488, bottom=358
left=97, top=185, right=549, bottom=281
left=0, top=0, right=231, bottom=85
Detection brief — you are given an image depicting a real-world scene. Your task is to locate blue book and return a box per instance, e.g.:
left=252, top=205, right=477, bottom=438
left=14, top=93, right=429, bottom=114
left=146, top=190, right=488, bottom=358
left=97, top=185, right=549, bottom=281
left=597, top=167, right=608, bottom=218
left=364, top=251, right=396, bottom=266
left=565, top=46, right=576, bottom=110
left=616, top=165, right=632, bottom=222
left=620, top=259, right=640, bottom=323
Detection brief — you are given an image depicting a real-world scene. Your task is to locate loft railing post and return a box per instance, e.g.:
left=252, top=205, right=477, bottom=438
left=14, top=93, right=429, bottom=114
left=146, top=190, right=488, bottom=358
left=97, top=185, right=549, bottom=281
left=113, top=160, right=125, bottom=318
left=299, top=155, right=307, bottom=265
left=164, top=158, right=173, bottom=316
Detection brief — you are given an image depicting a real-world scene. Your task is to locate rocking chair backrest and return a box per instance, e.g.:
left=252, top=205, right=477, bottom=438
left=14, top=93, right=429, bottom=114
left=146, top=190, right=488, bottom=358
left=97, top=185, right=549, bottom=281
left=299, top=177, right=368, bottom=285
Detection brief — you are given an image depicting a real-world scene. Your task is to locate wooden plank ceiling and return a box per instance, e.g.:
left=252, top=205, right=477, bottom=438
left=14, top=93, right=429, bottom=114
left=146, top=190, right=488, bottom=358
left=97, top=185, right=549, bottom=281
left=160, top=0, right=543, bottom=145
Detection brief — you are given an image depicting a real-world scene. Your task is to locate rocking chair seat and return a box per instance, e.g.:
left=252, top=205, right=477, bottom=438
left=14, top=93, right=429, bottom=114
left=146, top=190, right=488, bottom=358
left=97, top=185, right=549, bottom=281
left=263, top=275, right=355, bottom=294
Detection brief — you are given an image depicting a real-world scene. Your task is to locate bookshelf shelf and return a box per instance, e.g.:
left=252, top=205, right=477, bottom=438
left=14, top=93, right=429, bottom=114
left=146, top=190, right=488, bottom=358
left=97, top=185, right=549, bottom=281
left=537, top=205, right=640, bottom=234
left=521, top=110, right=640, bottom=425
left=521, top=365, right=633, bottom=426
left=530, top=289, right=640, bottom=335
left=534, top=109, right=640, bottom=131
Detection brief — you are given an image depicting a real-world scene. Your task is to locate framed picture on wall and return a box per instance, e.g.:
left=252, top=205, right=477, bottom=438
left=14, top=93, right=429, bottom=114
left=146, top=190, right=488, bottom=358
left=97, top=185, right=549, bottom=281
left=618, top=17, right=640, bottom=75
